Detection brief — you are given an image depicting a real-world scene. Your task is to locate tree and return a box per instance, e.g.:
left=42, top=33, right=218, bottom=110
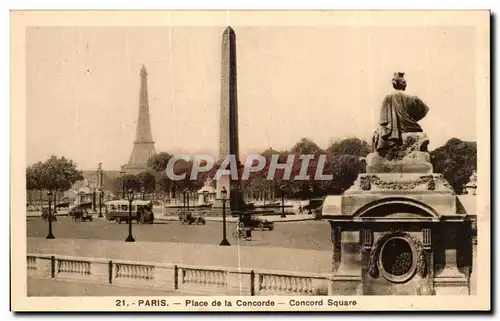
left=326, top=137, right=371, bottom=157
left=26, top=164, right=40, bottom=205
left=156, top=173, right=173, bottom=197
left=137, top=171, right=156, bottom=194
left=147, top=152, right=172, bottom=172
left=122, top=174, right=141, bottom=192
left=319, top=153, right=362, bottom=195
left=431, top=138, right=477, bottom=193
left=28, top=156, right=83, bottom=192
left=290, top=137, right=324, bottom=155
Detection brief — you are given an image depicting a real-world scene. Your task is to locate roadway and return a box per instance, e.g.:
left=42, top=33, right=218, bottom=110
left=27, top=216, right=333, bottom=251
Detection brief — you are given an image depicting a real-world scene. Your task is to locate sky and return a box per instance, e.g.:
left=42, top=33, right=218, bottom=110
left=26, top=25, right=477, bottom=170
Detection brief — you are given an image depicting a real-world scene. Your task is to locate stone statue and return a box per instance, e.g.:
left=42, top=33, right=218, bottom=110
left=367, top=73, right=433, bottom=173
left=204, top=177, right=213, bottom=188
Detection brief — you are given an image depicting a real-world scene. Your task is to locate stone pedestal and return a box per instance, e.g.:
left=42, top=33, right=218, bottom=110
left=322, top=170, right=474, bottom=296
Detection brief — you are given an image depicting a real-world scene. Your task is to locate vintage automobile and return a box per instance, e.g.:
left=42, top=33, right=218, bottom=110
left=303, top=198, right=324, bottom=214
left=105, top=200, right=155, bottom=224
left=238, top=213, right=274, bottom=231
left=313, top=206, right=323, bottom=220
left=41, top=207, right=57, bottom=222
left=179, top=210, right=206, bottom=225
left=68, top=203, right=93, bottom=220
left=70, top=208, right=93, bottom=222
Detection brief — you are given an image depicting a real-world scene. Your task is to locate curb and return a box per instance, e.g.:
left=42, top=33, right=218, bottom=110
left=156, top=216, right=315, bottom=223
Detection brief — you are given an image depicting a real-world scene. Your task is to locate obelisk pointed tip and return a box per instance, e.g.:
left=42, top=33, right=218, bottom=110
left=223, top=26, right=235, bottom=35
left=140, top=64, right=148, bottom=76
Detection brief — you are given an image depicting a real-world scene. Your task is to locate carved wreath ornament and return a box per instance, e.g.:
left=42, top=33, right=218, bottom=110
left=367, top=230, right=427, bottom=280
left=360, top=175, right=439, bottom=191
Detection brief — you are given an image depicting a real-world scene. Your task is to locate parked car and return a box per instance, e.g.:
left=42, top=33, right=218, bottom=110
left=71, top=208, right=93, bottom=222
left=238, top=213, right=274, bottom=231
left=68, top=202, right=93, bottom=218
left=304, top=199, right=324, bottom=214
left=179, top=210, right=206, bottom=225
left=313, top=206, right=323, bottom=220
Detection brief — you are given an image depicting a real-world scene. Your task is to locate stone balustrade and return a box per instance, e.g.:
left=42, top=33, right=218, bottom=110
left=115, top=262, right=154, bottom=280
left=27, top=253, right=331, bottom=296
left=58, top=259, right=91, bottom=275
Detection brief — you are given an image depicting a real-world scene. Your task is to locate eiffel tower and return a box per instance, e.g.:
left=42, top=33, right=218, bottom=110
left=126, top=65, right=156, bottom=175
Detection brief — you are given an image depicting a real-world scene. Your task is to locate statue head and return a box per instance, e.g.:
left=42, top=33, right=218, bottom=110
left=392, top=72, right=407, bottom=91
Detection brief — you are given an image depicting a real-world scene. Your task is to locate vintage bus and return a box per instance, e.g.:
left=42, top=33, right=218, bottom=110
left=105, top=200, right=155, bottom=224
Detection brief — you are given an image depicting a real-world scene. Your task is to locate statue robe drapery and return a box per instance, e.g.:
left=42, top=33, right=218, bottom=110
left=375, top=92, right=429, bottom=154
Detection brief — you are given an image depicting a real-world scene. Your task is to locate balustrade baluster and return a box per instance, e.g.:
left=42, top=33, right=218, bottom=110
left=286, top=277, right=292, bottom=292
left=201, top=271, right=207, bottom=286
left=270, top=275, right=276, bottom=291
left=261, top=276, right=267, bottom=291
left=207, top=271, right=212, bottom=286
left=301, top=278, right=307, bottom=294
left=291, top=278, right=297, bottom=293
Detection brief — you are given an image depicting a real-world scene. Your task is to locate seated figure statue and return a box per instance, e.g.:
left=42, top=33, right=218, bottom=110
left=367, top=72, right=433, bottom=173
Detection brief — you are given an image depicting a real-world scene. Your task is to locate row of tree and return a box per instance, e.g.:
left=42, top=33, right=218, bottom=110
left=26, top=156, right=84, bottom=205
left=25, top=137, right=478, bottom=204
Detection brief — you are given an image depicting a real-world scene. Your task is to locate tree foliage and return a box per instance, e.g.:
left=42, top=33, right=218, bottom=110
left=26, top=156, right=83, bottom=192
left=136, top=171, right=156, bottom=193
left=147, top=152, right=172, bottom=172
left=122, top=174, right=141, bottom=192
left=326, top=137, right=371, bottom=157
left=431, top=138, right=477, bottom=193
left=141, top=136, right=476, bottom=200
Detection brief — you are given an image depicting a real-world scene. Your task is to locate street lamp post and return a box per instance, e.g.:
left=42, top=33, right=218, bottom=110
left=99, top=189, right=104, bottom=218
left=53, top=190, right=57, bottom=214
left=46, top=191, right=55, bottom=239
left=120, top=170, right=125, bottom=199
left=219, top=187, right=230, bottom=246
left=92, top=188, right=96, bottom=211
left=308, top=185, right=313, bottom=214
left=125, top=189, right=135, bottom=242
left=187, top=190, right=190, bottom=210
left=280, top=185, right=286, bottom=218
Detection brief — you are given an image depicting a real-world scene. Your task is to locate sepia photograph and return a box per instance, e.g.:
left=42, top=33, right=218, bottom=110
left=10, top=10, right=491, bottom=311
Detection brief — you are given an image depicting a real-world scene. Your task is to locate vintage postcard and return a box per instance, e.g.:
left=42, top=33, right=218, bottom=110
left=10, top=10, right=490, bottom=311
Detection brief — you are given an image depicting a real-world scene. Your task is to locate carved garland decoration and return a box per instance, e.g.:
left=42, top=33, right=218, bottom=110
left=367, top=230, right=427, bottom=279
left=360, top=175, right=441, bottom=191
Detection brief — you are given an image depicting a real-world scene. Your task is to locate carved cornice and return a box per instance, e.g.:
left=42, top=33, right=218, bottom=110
left=359, top=174, right=450, bottom=192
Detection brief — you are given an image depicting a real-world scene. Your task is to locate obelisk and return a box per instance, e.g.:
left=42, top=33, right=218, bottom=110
left=126, top=65, right=156, bottom=175
left=216, top=26, right=244, bottom=211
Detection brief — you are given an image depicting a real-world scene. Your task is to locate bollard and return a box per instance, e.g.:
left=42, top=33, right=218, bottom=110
left=250, top=270, right=255, bottom=296
left=108, top=260, right=113, bottom=284
left=50, top=256, right=55, bottom=278
left=174, top=265, right=179, bottom=290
